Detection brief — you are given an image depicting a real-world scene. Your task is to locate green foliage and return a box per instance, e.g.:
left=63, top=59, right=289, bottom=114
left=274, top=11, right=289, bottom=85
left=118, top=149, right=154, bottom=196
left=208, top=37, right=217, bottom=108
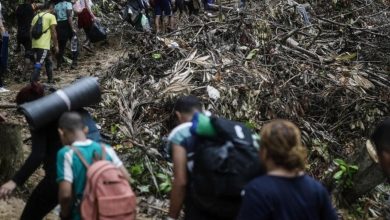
left=156, top=173, right=172, bottom=194
left=126, top=147, right=172, bottom=197
left=244, top=120, right=257, bottom=130
left=333, top=158, right=358, bottom=189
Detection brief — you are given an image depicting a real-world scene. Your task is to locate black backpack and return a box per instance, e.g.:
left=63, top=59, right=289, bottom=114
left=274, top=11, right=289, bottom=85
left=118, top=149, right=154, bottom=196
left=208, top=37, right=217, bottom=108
left=31, top=13, right=50, bottom=39
left=190, top=117, right=265, bottom=219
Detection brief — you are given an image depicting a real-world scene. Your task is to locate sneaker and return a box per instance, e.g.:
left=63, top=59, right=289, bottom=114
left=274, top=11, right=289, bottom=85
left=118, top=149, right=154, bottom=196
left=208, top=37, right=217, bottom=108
left=0, top=87, right=10, bottom=93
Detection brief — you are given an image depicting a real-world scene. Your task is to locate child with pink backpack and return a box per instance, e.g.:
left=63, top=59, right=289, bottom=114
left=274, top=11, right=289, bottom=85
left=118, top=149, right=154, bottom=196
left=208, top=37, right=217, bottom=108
left=56, top=112, right=136, bottom=220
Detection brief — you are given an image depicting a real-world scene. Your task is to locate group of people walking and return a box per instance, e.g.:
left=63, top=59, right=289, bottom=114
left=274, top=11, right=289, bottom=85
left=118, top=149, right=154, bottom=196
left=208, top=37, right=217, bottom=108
left=0, top=0, right=97, bottom=92
left=1, top=89, right=389, bottom=219
left=0, top=0, right=388, bottom=220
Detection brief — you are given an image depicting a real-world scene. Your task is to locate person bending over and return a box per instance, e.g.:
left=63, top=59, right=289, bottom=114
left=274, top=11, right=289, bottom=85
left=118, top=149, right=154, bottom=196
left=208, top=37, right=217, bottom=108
left=168, top=96, right=221, bottom=220
left=0, top=83, right=101, bottom=220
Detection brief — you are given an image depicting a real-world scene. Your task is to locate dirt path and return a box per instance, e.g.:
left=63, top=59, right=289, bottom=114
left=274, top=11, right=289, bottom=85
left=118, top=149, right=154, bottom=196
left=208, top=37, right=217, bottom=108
left=0, top=38, right=125, bottom=220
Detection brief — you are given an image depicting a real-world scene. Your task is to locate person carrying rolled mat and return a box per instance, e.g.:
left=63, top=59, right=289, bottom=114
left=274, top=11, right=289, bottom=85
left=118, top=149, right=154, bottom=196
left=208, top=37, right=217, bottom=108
left=54, top=0, right=78, bottom=69
left=0, top=83, right=101, bottom=220
left=30, top=3, right=59, bottom=83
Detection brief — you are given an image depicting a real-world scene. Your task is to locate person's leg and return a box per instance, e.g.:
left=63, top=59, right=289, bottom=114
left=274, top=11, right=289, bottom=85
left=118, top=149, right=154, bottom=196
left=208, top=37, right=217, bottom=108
left=16, top=32, right=22, bottom=53
left=0, top=67, right=4, bottom=88
left=162, top=0, right=174, bottom=31
left=44, top=51, right=53, bottom=83
left=56, top=25, right=67, bottom=69
left=20, top=177, right=58, bottom=220
left=31, top=49, right=48, bottom=83
left=155, top=4, right=163, bottom=33
left=71, top=34, right=79, bottom=69
left=22, top=38, right=33, bottom=82
left=0, top=40, right=4, bottom=88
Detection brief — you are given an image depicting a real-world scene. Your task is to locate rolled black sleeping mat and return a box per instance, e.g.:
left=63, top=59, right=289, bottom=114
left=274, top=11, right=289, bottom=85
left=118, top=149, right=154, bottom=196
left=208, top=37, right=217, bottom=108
left=18, top=77, right=101, bottom=130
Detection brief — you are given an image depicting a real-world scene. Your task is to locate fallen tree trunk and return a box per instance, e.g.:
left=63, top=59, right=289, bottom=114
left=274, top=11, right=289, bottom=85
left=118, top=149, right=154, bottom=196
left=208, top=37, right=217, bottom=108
left=341, top=140, right=386, bottom=204
left=0, top=123, right=23, bottom=182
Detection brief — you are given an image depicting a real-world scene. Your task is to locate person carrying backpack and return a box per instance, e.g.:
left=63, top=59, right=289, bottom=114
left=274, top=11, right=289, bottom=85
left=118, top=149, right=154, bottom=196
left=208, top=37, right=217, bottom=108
left=73, top=0, right=95, bottom=47
left=57, top=112, right=136, bottom=220
left=167, top=96, right=263, bottom=220
left=167, top=96, right=202, bottom=220
left=237, top=120, right=338, bottom=220
left=0, top=83, right=101, bottom=220
left=54, top=0, right=78, bottom=69
left=30, top=4, right=59, bottom=83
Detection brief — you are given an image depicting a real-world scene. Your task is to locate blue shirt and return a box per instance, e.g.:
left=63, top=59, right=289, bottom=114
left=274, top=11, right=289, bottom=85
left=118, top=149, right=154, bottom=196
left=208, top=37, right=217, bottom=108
left=237, top=175, right=338, bottom=220
left=54, top=1, right=72, bottom=21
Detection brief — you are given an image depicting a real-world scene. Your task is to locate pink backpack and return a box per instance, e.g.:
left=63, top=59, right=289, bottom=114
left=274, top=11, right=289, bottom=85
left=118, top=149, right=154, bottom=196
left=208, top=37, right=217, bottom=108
left=72, top=145, right=136, bottom=220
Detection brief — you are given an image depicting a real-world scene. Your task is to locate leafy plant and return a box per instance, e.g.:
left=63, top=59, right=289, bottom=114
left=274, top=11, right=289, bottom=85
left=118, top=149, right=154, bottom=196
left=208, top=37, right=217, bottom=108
left=333, top=159, right=358, bottom=189
left=156, top=173, right=172, bottom=194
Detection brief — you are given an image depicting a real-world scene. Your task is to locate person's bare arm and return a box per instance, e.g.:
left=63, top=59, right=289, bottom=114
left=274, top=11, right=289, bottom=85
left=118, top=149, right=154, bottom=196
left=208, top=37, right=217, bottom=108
left=59, top=181, right=73, bottom=219
left=50, top=24, right=59, bottom=53
left=0, top=16, right=6, bottom=34
left=85, top=0, right=95, bottom=20
left=67, top=9, right=75, bottom=33
left=168, top=144, right=187, bottom=219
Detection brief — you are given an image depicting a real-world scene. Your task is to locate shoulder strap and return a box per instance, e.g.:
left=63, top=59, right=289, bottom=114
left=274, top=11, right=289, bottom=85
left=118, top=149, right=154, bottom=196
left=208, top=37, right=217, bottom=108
left=39, top=12, right=48, bottom=18
left=100, top=143, right=107, bottom=160
left=41, top=13, right=52, bottom=34
left=70, top=146, right=90, bottom=169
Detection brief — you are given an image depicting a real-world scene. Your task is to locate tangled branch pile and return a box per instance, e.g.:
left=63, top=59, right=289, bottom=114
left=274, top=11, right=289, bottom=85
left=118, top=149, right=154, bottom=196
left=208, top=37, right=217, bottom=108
left=99, top=0, right=389, bottom=212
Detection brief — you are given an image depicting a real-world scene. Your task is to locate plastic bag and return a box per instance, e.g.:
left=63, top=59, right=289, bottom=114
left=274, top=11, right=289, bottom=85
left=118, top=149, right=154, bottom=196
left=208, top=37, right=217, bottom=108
left=140, top=14, right=151, bottom=32
left=88, top=21, right=107, bottom=43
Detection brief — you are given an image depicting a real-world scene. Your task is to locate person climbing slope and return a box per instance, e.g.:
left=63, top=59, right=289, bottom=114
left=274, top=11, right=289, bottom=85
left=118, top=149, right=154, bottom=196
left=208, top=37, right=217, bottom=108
left=15, top=0, right=39, bottom=82
left=167, top=96, right=202, bottom=220
left=73, top=0, right=96, bottom=47
left=0, top=83, right=101, bottom=220
left=30, top=3, right=59, bottom=83
left=237, top=120, right=338, bottom=220
left=54, top=0, right=78, bottom=69
left=57, top=112, right=135, bottom=220
left=154, top=0, right=174, bottom=33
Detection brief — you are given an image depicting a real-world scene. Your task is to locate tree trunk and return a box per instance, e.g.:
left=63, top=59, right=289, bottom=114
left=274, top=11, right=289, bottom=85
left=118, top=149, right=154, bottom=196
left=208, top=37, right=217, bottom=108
left=341, top=141, right=386, bottom=204
left=0, top=123, right=23, bottom=182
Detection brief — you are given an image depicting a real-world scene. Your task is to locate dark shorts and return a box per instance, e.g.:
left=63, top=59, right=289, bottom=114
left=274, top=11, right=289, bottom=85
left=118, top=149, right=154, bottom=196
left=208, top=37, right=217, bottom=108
left=155, top=0, right=172, bottom=16
left=32, top=48, right=51, bottom=65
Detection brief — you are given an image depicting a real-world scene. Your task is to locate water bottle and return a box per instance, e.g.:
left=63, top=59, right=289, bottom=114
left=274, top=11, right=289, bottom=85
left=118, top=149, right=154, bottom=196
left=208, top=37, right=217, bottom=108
left=71, top=35, right=78, bottom=52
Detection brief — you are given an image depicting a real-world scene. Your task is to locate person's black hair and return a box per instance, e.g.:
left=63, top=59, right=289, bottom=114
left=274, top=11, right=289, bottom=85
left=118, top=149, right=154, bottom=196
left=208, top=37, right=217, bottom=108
left=371, top=118, right=390, bottom=153
left=174, top=95, right=201, bottom=113
left=58, top=112, right=85, bottom=131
